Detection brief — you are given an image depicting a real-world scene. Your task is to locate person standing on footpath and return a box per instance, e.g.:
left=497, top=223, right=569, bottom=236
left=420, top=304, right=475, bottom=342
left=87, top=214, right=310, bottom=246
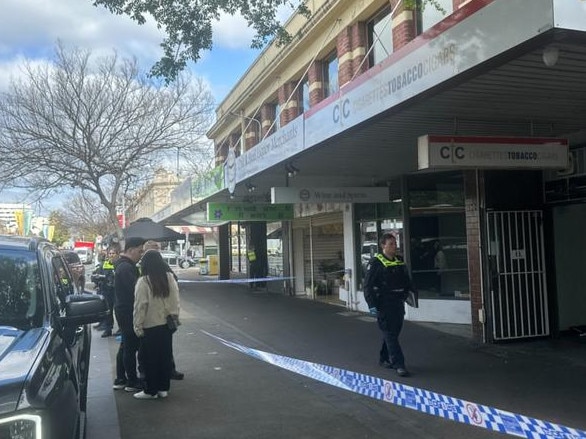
left=133, top=250, right=180, bottom=399
left=91, top=243, right=120, bottom=337
left=364, top=232, right=416, bottom=377
left=112, top=237, right=145, bottom=392
left=247, top=244, right=260, bottom=289
left=141, top=240, right=184, bottom=380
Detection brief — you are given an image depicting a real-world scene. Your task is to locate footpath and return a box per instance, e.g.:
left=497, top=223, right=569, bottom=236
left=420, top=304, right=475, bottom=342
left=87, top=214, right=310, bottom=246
left=85, top=271, right=586, bottom=439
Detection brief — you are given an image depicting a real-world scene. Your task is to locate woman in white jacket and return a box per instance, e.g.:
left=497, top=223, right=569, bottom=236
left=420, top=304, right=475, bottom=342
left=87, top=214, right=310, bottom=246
left=133, top=250, right=180, bottom=399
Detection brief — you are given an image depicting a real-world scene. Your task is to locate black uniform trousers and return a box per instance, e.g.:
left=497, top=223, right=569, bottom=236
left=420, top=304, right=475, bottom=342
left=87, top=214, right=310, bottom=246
left=377, top=299, right=406, bottom=369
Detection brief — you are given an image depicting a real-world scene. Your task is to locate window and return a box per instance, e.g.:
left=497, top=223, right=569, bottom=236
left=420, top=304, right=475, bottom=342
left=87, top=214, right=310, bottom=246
left=417, top=0, right=453, bottom=34
left=323, top=52, right=339, bottom=98
left=407, top=171, right=469, bottom=300
left=367, top=6, right=393, bottom=67
left=274, top=103, right=281, bottom=130
left=0, top=250, right=43, bottom=329
left=300, top=77, right=310, bottom=113
left=355, top=180, right=403, bottom=290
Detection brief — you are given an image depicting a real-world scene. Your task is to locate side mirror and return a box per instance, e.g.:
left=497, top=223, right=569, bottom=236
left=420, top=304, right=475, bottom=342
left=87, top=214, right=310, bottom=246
left=62, top=293, right=109, bottom=327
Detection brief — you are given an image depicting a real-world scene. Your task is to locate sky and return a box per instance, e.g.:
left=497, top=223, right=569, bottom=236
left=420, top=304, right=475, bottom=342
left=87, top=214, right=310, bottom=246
left=0, top=0, right=280, bottom=212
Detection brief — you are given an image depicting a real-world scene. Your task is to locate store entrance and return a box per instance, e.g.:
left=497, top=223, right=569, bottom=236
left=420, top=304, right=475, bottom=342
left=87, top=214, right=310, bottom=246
left=486, top=210, right=550, bottom=341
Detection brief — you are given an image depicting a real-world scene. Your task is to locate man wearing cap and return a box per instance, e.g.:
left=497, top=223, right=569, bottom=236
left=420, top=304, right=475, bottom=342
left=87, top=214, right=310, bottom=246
left=112, top=237, right=145, bottom=392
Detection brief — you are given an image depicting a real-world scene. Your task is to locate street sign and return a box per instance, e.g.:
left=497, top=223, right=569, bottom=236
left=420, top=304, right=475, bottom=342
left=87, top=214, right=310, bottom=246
left=207, top=203, right=294, bottom=221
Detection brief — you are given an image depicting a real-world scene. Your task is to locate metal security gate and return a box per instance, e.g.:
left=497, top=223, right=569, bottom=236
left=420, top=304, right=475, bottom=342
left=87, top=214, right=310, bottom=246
left=486, top=211, right=550, bottom=341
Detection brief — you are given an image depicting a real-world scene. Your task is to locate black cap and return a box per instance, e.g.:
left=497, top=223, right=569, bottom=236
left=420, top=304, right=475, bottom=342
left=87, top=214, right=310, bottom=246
left=124, top=237, right=146, bottom=251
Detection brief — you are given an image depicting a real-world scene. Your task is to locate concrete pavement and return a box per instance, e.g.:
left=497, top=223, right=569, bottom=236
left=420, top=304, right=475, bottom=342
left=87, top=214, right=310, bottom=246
left=86, top=270, right=586, bottom=438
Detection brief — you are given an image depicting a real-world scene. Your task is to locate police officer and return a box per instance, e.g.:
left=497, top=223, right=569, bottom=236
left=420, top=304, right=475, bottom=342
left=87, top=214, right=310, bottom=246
left=364, top=233, right=416, bottom=377
left=247, top=244, right=259, bottom=289
left=92, top=243, right=120, bottom=337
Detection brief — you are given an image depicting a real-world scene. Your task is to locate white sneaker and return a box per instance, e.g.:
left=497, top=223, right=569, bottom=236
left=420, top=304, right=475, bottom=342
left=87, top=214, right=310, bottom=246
left=157, top=391, right=168, bottom=398
left=133, top=391, right=158, bottom=400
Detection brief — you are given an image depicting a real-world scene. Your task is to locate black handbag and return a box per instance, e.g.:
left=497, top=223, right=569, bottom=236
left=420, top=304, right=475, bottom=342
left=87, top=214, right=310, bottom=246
left=166, top=314, right=181, bottom=333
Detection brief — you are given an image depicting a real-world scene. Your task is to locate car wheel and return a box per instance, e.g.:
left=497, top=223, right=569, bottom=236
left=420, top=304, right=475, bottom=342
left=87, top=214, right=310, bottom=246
left=181, top=260, right=189, bottom=269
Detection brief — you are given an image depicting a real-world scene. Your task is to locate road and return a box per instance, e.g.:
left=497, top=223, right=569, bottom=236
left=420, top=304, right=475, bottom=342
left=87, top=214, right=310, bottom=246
left=87, top=272, right=586, bottom=439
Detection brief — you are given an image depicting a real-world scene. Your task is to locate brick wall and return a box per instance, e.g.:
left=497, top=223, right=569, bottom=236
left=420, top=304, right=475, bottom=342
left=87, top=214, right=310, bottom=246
left=260, top=104, right=276, bottom=138
left=391, top=0, right=416, bottom=51
left=244, top=125, right=258, bottom=151
left=464, top=170, right=484, bottom=342
left=308, top=61, right=324, bottom=108
left=337, top=22, right=368, bottom=87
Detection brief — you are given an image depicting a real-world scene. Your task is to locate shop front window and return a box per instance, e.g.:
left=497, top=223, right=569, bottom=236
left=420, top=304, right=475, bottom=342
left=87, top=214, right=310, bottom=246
left=408, top=171, right=469, bottom=300
left=355, top=196, right=403, bottom=290
left=267, top=222, right=284, bottom=277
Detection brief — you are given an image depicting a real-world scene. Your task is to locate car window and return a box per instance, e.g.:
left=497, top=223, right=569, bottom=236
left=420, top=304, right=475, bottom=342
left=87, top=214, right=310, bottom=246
left=63, top=252, right=81, bottom=264
left=0, top=249, right=44, bottom=329
left=52, top=255, right=75, bottom=307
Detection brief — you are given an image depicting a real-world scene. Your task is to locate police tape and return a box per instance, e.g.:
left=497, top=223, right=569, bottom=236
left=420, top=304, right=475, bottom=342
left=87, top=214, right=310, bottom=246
left=178, top=276, right=294, bottom=284
left=203, top=331, right=586, bottom=439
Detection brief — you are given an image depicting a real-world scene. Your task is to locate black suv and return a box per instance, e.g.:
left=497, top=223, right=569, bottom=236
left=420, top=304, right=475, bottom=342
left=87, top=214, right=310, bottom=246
left=0, top=235, right=108, bottom=438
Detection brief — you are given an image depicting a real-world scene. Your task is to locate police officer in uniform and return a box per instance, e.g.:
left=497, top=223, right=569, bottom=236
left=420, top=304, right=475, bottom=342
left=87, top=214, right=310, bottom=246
left=247, top=244, right=260, bottom=289
left=364, top=232, right=416, bottom=377
left=92, top=244, right=120, bottom=337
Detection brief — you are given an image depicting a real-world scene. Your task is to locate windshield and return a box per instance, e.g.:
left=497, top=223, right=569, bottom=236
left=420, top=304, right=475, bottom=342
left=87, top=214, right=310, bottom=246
left=0, top=249, right=44, bottom=330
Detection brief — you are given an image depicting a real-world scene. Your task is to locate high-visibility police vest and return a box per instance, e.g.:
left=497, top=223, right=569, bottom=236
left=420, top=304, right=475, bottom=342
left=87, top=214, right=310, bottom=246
left=103, top=260, right=115, bottom=270
left=373, top=253, right=410, bottom=294
left=375, top=253, right=404, bottom=267
left=247, top=251, right=257, bottom=262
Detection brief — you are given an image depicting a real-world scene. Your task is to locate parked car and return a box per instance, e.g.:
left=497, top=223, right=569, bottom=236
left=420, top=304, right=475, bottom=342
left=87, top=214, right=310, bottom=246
left=179, top=256, right=197, bottom=269
left=160, top=250, right=180, bottom=267
left=74, top=247, right=92, bottom=264
left=361, top=241, right=379, bottom=274
left=62, top=250, right=86, bottom=292
left=0, top=235, right=108, bottom=439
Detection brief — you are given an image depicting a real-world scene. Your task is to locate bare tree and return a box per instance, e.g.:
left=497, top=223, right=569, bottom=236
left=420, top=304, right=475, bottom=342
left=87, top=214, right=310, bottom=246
left=0, top=42, right=215, bottom=236
left=60, top=192, right=113, bottom=240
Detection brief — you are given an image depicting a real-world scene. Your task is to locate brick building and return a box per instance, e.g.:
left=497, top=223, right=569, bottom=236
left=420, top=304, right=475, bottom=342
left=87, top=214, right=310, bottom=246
left=159, top=0, right=586, bottom=343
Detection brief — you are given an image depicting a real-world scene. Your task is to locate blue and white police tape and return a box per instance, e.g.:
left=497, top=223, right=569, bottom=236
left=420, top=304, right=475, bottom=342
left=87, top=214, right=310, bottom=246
left=179, top=276, right=294, bottom=284
left=203, top=331, right=586, bottom=439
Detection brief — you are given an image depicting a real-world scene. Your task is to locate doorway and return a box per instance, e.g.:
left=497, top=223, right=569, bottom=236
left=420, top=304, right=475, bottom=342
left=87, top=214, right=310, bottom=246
left=486, top=210, right=550, bottom=341
left=552, top=203, right=586, bottom=332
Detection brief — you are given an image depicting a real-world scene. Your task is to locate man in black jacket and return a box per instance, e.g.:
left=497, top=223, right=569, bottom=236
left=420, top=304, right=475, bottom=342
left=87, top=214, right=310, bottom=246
left=112, top=237, right=145, bottom=391
left=364, top=233, right=416, bottom=378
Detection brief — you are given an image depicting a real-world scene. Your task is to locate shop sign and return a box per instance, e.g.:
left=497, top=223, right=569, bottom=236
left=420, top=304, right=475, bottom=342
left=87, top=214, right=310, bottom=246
left=271, top=187, right=389, bottom=204
left=192, top=166, right=225, bottom=201
left=207, top=202, right=294, bottom=221
left=553, top=0, right=586, bottom=32
left=418, top=135, right=569, bottom=170
left=227, top=116, right=304, bottom=186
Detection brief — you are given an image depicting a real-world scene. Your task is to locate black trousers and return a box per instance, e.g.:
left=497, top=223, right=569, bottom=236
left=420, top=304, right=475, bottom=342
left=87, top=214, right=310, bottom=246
left=377, top=303, right=406, bottom=369
left=142, top=324, right=173, bottom=395
left=100, top=287, right=114, bottom=329
left=115, top=309, right=140, bottom=383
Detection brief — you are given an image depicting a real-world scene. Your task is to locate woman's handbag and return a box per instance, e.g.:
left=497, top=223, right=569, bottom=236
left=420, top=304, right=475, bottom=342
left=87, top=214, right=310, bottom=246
left=166, top=314, right=181, bottom=333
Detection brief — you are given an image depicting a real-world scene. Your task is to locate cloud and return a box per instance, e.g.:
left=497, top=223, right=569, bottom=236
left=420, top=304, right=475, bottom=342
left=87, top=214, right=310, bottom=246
left=0, top=0, right=164, bottom=66
left=212, top=12, right=256, bottom=50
